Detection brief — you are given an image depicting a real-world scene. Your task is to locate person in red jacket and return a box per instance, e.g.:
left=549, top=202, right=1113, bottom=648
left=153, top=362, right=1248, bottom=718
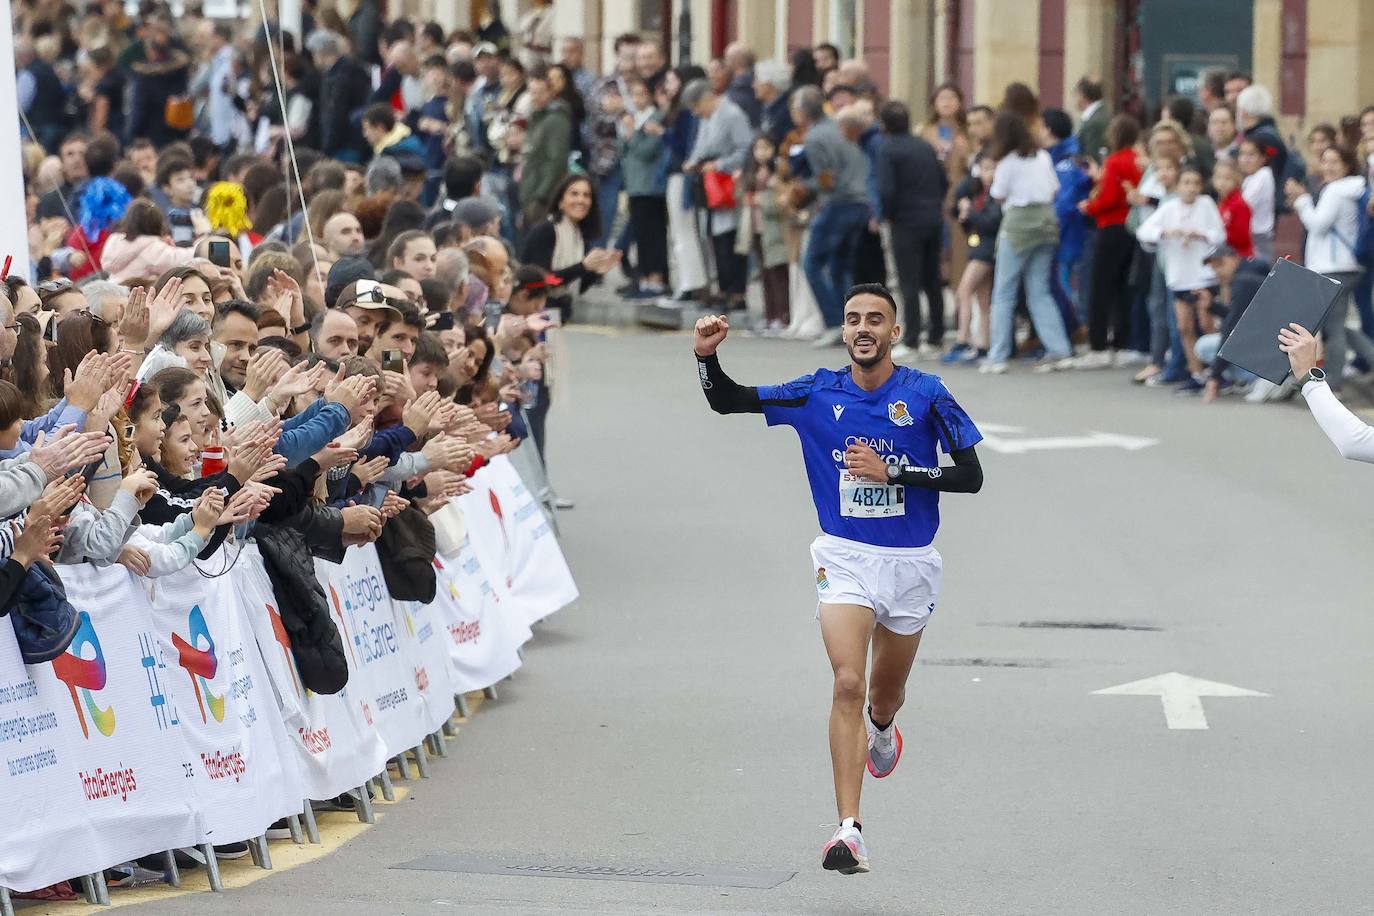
left=1076, top=114, right=1144, bottom=367
left=1210, top=158, right=1255, bottom=258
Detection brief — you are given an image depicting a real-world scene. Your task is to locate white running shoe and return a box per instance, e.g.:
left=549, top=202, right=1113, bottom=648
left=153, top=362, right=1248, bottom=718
left=978, top=361, right=1009, bottom=375
left=1112, top=349, right=1149, bottom=368
left=915, top=342, right=943, bottom=361
left=1244, top=378, right=1278, bottom=403
left=890, top=342, right=914, bottom=362
left=1071, top=350, right=1113, bottom=370
left=821, top=818, right=871, bottom=875
left=1031, top=356, right=1075, bottom=373
left=866, top=712, right=903, bottom=778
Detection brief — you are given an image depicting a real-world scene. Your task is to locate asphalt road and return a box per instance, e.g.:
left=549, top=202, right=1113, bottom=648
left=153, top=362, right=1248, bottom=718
left=130, top=327, right=1374, bottom=915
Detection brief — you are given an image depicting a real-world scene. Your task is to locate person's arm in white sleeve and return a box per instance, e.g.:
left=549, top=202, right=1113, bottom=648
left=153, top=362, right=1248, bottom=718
left=127, top=523, right=211, bottom=577
left=384, top=451, right=430, bottom=484
left=1301, top=379, right=1374, bottom=463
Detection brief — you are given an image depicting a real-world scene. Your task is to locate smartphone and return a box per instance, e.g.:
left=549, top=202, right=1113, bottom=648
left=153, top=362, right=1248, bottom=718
left=483, top=299, right=503, bottom=333
left=366, top=485, right=388, bottom=509
left=381, top=349, right=404, bottom=373
left=207, top=239, right=231, bottom=268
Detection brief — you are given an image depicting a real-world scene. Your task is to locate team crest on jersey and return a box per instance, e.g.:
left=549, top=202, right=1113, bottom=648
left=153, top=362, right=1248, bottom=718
left=888, top=400, right=913, bottom=427
left=816, top=567, right=829, bottom=589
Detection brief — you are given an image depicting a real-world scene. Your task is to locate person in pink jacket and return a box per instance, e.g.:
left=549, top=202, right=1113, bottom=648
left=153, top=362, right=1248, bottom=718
left=99, top=199, right=195, bottom=285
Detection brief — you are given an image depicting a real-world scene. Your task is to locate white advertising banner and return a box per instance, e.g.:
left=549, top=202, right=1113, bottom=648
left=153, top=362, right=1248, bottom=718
left=314, top=547, right=435, bottom=759
left=459, top=456, right=578, bottom=629
left=145, top=560, right=305, bottom=846
left=235, top=548, right=387, bottom=802
left=0, top=566, right=200, bottom=892
left=432, top=542, right=524, bottom=693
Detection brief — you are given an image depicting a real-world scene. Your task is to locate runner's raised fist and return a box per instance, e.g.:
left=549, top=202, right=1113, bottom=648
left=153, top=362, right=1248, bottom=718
left=694, top=315, right=730, bottom=357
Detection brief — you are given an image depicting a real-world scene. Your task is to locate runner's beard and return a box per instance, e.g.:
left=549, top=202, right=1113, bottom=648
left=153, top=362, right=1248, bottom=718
left=848, top=334, right=888, bottom=369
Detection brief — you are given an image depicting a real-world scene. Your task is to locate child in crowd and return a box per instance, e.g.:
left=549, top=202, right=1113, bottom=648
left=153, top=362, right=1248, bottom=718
left=1237, top=137, right=1276, bottom=264
left=1128, top=153, right=1181, bottom=384
left=1210, top=159, right=1254, bottom=258
left=946, top=151, right=1001, bottom=362
left=619, top=79, right=669, bottom=298
left=1135, top=164, right=1226, bottom=393
left=737, top=134, right=791, bottom=333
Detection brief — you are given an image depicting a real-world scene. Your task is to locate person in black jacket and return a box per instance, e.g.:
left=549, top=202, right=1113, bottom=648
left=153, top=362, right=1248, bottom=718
left=1199, top=245, right=1269, bottom=402
left=520, top=174, right=619, bottom=322
left=122, top=14, right=191, bottom=148
left=875, top=101, right=948, bottom=358
left=306, top=29, right=373, bottom=162
left=946, top=153, right=1003, bottom=361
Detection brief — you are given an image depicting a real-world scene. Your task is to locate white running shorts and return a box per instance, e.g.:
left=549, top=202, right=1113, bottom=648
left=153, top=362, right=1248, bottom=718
left=809, top=534, right=943, bottom=636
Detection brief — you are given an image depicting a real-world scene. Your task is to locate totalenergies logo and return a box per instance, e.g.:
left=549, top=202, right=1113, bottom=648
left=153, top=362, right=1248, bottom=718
left=171, top=605, right=225, bottom=724
left=51, top=611, right=116, bottom=739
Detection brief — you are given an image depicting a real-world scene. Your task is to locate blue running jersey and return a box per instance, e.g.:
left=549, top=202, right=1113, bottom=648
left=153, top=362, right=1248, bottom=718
left=757, top=366, right=982, bottom=548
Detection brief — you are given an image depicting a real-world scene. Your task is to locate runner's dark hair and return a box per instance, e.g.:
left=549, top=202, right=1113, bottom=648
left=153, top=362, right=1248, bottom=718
left=844, top=283, right=898, bottom=317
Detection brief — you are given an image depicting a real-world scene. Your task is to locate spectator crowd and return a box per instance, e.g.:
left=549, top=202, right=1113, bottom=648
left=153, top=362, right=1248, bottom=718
left=8, top=0, right=1374, bottom=898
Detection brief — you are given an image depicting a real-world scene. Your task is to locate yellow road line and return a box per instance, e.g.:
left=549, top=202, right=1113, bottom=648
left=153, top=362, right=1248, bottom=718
left=17, top=693, right=489, bottom=913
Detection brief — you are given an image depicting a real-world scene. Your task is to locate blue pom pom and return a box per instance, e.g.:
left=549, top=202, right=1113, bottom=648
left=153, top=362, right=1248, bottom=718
left=77, top=177, right=132, bottom=238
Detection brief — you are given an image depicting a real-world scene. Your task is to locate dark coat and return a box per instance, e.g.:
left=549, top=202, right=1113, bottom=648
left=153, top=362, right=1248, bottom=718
left=876, top=133, right=948, bottom=233
left=318, top=56, right=373, bottom=157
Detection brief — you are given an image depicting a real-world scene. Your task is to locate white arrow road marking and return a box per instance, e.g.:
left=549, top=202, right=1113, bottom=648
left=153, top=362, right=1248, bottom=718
left=1093, top=672, right=1268, bottom=730
left=980, top=430, right=1159, bottom=454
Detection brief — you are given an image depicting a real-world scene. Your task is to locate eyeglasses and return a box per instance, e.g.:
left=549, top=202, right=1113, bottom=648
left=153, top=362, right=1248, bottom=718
left=77, top=309, right=109, bottom=327
left=352, top=286, right=411, bottom=309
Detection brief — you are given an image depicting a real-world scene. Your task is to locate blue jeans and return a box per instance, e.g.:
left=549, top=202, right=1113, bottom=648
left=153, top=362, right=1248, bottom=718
left=595, top=168, right=632, bottom=252
left=1195, top=333, right=1255, bottom=384
left=803, top=201, right=869, bottom=327
left=1051, top=247, right=1081, bottom=334
left=989, top=237, right=1072, bottom=363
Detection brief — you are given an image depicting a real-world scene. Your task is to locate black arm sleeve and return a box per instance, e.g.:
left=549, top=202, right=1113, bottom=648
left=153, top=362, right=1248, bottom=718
left=895, top=445, right=983, bottom=493
left=695, top=353, right=763, bottom=414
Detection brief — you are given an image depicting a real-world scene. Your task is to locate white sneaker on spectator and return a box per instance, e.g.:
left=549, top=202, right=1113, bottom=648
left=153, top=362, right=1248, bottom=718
left=1032, top=356, right=1076, bottom=373
left=1071, top=351, right=1112, bottom=370
left=978, top=361, right=1009, bottom=375
left=1244, top=378, right=1279, bottom=403
left=890, top=342, right=914, bottom=361
left=1113, top=350, right=1148, bottom=368
left=916, top=342, right=943, bottom=360
left=812, top=328, right=845, bottom=348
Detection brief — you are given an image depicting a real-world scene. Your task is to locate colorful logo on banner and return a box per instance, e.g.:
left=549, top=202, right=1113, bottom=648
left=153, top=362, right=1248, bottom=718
left=488, top=490, right=513, bottom=587
left=50, top=611, right=116, bottom=739
left=328, top=584, right=359, bottom=668
left=265, top=602, right=303, bottom=699
left=171, top=605, right=225, bottom=724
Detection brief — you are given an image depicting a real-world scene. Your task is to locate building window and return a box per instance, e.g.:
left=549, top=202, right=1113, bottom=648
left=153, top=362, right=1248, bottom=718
left=829, top=0, right=857, bottom=59
left=1279, top=0, right=1307, bottom=116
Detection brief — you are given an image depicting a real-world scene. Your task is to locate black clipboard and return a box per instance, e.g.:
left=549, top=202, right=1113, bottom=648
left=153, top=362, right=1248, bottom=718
left=1216, top=258, right=1345, bottom=385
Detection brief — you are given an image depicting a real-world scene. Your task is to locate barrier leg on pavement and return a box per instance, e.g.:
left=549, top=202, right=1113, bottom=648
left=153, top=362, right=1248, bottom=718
left=355, top=785, right=376, bottom=824
left=300, top=801, right=321, bottom=844
left=248, top=835, right=272, bottom=870
left=483, top=684, right=499, bottom=701
left=441, top=718, right=456, bottom=737
left=201, top=844, right=224, bottom=892
left=431, top=730, right=448, bottom=757
left=79, top=873, right=106, bottom=904
left=393, top=753, right=412, bottom=780
left=0, top=885, right=13, bottom=916
left=164, top=849, right=181, bottom=886
left=286, top=814, right=305, bottom=844
left=455, top=692, right=471, bottom=718
left=378, top=767, right=396, bottom=801
left=411, top=744, right=430, bottom=778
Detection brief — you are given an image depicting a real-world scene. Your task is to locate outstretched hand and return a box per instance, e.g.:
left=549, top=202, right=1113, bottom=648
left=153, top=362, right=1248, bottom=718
left=694, top=314, right=730, bottom=357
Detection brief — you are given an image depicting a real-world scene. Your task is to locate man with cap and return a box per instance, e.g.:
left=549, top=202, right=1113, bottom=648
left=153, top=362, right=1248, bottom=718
left=452, top=197, right=503, bottom=243
left=334, top=279, right=406, bottom=355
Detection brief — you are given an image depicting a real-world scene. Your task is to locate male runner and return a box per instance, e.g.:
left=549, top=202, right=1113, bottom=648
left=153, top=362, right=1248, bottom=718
left=693, top=283, right=984, bottom=875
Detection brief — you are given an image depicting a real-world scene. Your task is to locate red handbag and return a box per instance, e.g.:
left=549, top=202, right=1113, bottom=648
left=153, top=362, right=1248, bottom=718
left=702, top=170, right=737, bottom=210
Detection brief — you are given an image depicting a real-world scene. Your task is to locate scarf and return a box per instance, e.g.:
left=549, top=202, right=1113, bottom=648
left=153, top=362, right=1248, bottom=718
left=550, top=217, right=583, bottom=299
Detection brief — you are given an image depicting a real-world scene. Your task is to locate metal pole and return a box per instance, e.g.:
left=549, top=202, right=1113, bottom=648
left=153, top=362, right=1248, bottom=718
left=286, top=814, right=305, bottom=845
left=0, top=885, right=13, bottom=916
left=252, top=835, right=273, bottom=870
left=164, top=849, right=181, bottom=887
left=201, top=844, right=224, bottom=892
left=0, top=0, right=32, bottom=280
left=300, top=802, right=321, bottom=844
left=431, top=729, right=449, bottom=757
left=456, top=692, right=471, bottom=718
left=378, top=767, right=396, bottom=801
left=78, top=874, right=100, bottom=904
left=354, top=785, right=376, bottom=824
left=393, top=753, right=412, bottom=780
left=483, top=684, right=499, bottom=701
left=410, top=744, right=431, bottom=778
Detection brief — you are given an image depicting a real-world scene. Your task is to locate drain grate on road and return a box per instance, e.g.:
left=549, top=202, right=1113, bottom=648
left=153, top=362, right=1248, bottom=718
left=1013, top=620, right=1162, bottom=631
left=919, top=657, right=1056, bottom=668
left=392, top=854, right=795, bottom=889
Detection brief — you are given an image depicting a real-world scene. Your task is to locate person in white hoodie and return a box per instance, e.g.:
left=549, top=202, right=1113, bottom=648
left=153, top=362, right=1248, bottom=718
left=100, top=199, right=194, bottom=285
left=1135, top=164, right=1226, bottom=391
left=1285, top=144, right=1374, bottom=395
